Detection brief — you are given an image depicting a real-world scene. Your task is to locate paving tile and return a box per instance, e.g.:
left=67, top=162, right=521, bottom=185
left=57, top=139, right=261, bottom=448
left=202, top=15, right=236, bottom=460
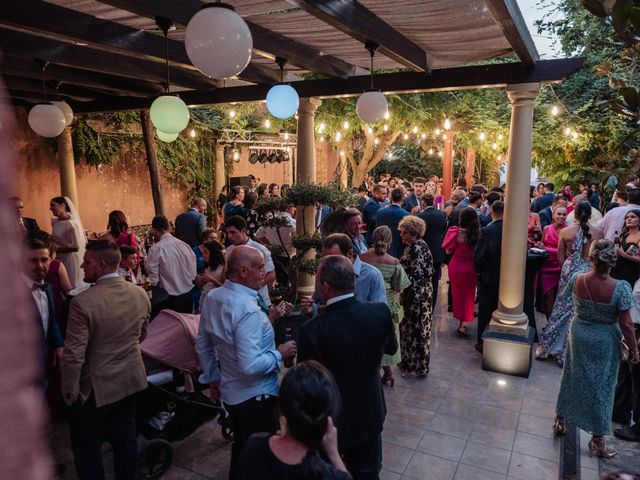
left=161, top=466, right=211, bottom=480
left=403, top=390, right=447, bottom=410
left=484, top=391, right=524, bottom=412
left=512, top=431, right=560, bottom=462
left=520, top=397, right=557, bottom=419
left=384, top=384, right=412, bottom=403
left=476, top=405, right=520, bottom=430
left=190, top=418, right=232, bottom=450
left=173, top=438, right=230, bottom=480
left=460, top=441, right=511, bottom=475
left=382, top=442, right=415, bottom=474
left=437, top=396, right=483, bottom=420
left=416, top=430, right=468, bottom=462
left=578, top=429, right=599, bottom=470
left=446, top=383, right=488, bottom=401
left=516, top=413, right=554, bottom=439
left=382, top=419, right=426, bottom=449
left=523, top=384, right=559, bottom=402
left=428, top=413, right=474, bottom=440
left=403, top=451, right=458, bottom=480
left=469, top=423, right=516, bottom=451
left=454, top=464, right=507, bottom=480
left=387, top=402, right=435, bottom=429
left=507, top=452, right=559, bottom=480
left=580, top=467, right=600, bottom=480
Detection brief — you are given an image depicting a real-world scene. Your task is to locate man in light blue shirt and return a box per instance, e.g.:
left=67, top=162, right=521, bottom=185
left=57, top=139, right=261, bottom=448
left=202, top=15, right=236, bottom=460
left=196, top=245, right=296, bottom=480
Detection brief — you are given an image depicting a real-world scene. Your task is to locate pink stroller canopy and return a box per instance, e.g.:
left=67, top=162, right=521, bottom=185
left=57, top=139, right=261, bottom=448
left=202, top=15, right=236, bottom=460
left=141, top=310, right=200, bottom=373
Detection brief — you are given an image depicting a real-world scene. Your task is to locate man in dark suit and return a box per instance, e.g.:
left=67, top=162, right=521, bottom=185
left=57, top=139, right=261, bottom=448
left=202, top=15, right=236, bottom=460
left=376, top=187, right=409, bottom=258
left=473, top=201, right=504, bottom=352
left=362, top=184, right=389, bottom=244
left=298, top=255, right=397, bottom=480
left=417, top=193, right=447, bottom=309
left=402, top=176, right=426, bottom=213
left=12, top=196, right=40, bottom=236
left=539, top=194, right=568, bottom=229
left=174, top=198, right=207, bottom=247
left=23, top=237, right=64, bottom=386
left=531, top=182, right=555, bottom=213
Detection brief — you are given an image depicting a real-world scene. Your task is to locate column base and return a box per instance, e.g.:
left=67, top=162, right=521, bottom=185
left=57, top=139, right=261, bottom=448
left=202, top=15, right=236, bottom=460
left=490, top=309, right=530, bottom=334
left=481, top=326, right=534, bottom=378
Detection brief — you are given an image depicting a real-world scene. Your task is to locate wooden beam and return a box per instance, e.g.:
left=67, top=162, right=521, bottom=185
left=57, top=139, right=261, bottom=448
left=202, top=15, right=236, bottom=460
left=289, top=0, right=430, bottom=73
left=140, top=110, right=165, bottom=216
left=0, top=0, right=278, bottom=85
left=0, top=55, right=163, bottom=97
left=0, top=27, right=217, bottom=91
left=71, top=58, right=585, bottom=113
left=2, top=75, right=109, bottom=102
left=484, top=0, right=539, bottom=65
left=94, top=0, right=357, bottom=78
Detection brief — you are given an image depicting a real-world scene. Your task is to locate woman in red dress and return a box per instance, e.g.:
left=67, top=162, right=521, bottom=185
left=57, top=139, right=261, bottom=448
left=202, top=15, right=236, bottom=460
left=540, top=205, right=568, bottom=317
left=442, top=207, right=480, bottom=336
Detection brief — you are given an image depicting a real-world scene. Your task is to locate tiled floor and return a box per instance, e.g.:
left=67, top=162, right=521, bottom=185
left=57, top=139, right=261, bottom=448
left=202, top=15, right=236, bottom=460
left=52, top=279, right=638, bottom=479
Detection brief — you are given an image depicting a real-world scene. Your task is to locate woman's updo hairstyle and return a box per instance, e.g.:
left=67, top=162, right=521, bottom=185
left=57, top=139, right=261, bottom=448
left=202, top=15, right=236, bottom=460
left=576, top=201, right=592, bottom=240
left=278, top=361, right=341, bottom=476
left=589, top=239, right=617, bottom=274
left=51, top=196, right=70, bottom=212
left=372, top=226, right=392, bottom=255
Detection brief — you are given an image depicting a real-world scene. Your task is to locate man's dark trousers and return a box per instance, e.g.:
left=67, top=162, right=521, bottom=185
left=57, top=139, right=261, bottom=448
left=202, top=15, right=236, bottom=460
left=477, top=283, right=499, bottom=343
left=225, top=395, right=278, bottom=480
left=341, top=434, right=382, bottom=480
left=431, top=263, right=442, bottom=309
left=613, top=325, right=640, bottom=425
left=68, top=392, right=138, bottom=480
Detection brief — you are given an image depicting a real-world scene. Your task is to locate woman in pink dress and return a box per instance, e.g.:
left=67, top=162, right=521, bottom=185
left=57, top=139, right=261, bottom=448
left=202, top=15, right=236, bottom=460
left=442, top=207, right=479, bottom=336
left=540, top=205, right=568, bottom=318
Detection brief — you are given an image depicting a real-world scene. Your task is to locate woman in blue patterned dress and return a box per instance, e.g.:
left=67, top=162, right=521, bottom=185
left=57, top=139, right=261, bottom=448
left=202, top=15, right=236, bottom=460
left=536, top=202, right=603, bottom=365
left=554, top=240, right=640, bottom=458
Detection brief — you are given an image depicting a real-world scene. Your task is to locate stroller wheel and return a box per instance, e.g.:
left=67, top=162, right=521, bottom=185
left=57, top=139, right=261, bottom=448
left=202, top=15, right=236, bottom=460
left=138, top=439, right=173, bottom=479
left=221, top=424, right=234, bottom=442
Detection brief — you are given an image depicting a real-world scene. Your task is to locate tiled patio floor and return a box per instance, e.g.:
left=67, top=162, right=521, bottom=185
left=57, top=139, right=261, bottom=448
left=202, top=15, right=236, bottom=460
left=53, top=278, right=638, bottom=479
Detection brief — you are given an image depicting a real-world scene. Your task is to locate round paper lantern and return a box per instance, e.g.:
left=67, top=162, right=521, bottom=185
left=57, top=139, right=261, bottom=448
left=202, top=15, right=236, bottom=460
left=28, top=103, right=67, bottom=137
left=156, top=129, right=179, bottom=143
left=356, top=90, right=388, bottom=124
left=51, top=100, right=74, bottom=126
left=150, top=95, right=190, bottom=134
left=185, top=4, right=253, bottom=79
left=266, top=84, right=299, bottom=119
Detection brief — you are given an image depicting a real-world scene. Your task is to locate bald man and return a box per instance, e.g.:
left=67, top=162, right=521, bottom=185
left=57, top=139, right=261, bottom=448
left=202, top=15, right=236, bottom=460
left=196, top=245, right=296, bottom=480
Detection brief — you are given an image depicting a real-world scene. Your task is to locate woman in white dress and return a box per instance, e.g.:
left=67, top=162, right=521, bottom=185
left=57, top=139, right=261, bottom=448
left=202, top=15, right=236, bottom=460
left=50, top=196, right=86, bottom=289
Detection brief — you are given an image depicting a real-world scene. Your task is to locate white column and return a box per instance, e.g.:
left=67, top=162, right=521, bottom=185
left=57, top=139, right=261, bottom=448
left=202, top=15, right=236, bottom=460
left=490, top=83, right=540, bottom=331
left=57, top=126, right=79, bottom=210
left=295, top=98, right=321, bottom=297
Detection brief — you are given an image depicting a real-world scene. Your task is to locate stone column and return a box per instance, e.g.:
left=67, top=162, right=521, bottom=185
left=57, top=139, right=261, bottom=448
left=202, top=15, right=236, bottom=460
left=442, top=131, right=454, bottom=200
left=56, top=126, right=79, bottom=210
left=482, top=83, right=540, bottom=377
left=295, top=98, right=321, bottom=298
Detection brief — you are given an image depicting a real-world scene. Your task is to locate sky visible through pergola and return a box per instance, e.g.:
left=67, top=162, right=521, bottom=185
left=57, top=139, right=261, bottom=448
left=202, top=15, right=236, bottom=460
left=518, top=0, right=563, bottom=58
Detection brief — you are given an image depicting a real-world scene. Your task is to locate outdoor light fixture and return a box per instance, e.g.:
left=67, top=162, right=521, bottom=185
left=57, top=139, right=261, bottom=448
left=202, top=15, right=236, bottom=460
left=367, top=127, right=373, bottom=134
left=156, top=130, right=179, bottom=143
left=403, top=133, right=409, bottom=140
left=185, top=3, right=252, bottom=79
left=229, top=109, right=236, bottom=119
left=384, top=111, right=390, bottom=120
left=356, top=41, right=388, bottom=124
left=435, top=128, right=441, bottom=136
left=343, top=121, right=350, bottom=130
left=264, top=119, right=271, bottom=128
left=190, top=129, right=197, bottom=138
left=383, top=124, right=388, bottom=132
left=150, top=18, right=190, bottom=135
left=266, top=57, right=299, bottom=119
left=51, top=101, right=74, bottom=126
left=479, top=132, right=486, bottom=141
left=335, top=131, right=342, bottom=141
left=551, top=105, right=559, bottom=116
left=412, top=126, right=418, bottom=134
left=498, top=133, right=504, bottom=141
left=444, top=118, right=451, bottom=130
left=428, top=148, right=433, bottom=155
left=28, top=60, right=66, bottom=138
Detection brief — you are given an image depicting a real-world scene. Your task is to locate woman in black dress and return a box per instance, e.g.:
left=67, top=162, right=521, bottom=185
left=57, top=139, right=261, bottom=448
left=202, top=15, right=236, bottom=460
left=611, top=209, right=640, bottom=287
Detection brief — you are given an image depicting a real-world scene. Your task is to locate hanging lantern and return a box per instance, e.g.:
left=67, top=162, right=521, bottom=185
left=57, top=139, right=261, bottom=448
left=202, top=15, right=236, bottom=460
left=156, top=129, right=179, bottom=143
left=356, top=42, right=387, bottom=124
left=266, top=58, right=299, bottom=119
left=150, top=95, right=190, bottom=134
left=51, top=100, right=74, bottom=126
left=185, top=3, right=253, bottom=79
left=28, top=104, right=67, bottom=138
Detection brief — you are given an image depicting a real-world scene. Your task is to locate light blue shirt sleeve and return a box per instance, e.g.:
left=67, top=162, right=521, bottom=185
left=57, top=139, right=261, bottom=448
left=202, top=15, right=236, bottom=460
left=234, top=310, right=282, bottom=376
left=195, top=300, right=221, bottom=384
left=369, top=268, right=388, bottom=304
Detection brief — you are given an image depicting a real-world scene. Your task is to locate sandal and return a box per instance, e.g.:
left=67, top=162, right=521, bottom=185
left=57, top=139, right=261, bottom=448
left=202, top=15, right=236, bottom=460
left=535, top=345, right=548, bottom=360
left=381, top=370, right=395, bottom=387
left=552, top=416, right=566, bottom=436
left=588, top=436, right=617, bottom=459
left=457, top=326, right=469, bottom=337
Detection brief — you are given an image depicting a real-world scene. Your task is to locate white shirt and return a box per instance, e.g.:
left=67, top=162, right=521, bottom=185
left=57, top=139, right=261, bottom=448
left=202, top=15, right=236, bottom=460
left=597, top=204, right=637, bottom=241
left=326, top=292, right=355, bottom=306
left=225, top=238, right=275, bottom=305
left=566, top=207, right=603, bottom=228
left=255, top=212, right=296, bottom=257
left=146, top=233, right=197, bottom=296
left=22, top=274, right=49, bottom=335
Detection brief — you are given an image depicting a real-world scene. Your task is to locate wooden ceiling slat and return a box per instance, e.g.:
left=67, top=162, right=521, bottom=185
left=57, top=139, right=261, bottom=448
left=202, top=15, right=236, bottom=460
left=2, top=75, right=112, bottom=101
left=93, top=0, right=358, bottom=78
left=71, top=58, right=584, bottom=113
left=288, top=0, right=430, bottom=73
left=484, top=0, right=539, bottom=65
left=0, top=0, right=279, bottom=85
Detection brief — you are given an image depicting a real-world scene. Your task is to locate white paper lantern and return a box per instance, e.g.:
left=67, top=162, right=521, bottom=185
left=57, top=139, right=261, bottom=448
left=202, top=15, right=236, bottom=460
left=185, top=4, right=253, bottom=79
left=356, top=91, right=388, bottom=124
left=156, top=129, right=179, bottom=143
left=266, top=84, right=299, bottom=119
left=150, top=95, right=190, bottom=134
left=28, top=103, right=67, bottom=137
left=51, top=100, right=74, bottom=126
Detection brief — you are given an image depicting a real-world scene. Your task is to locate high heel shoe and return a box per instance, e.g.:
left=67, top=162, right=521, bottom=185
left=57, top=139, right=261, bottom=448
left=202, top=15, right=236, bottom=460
left=457, top=327, right=469, bottom=337
left=588, top=437, right=617, bottom=459
left=552, top=416, right=566, bottom=436
left=535, top=345, right=548, bottom=360
left=381, top=371, right=395, bottom=387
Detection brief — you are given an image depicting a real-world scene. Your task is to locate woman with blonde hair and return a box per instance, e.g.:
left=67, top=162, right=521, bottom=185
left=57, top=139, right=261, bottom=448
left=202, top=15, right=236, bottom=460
left=360, top=226, right=410, bottom=386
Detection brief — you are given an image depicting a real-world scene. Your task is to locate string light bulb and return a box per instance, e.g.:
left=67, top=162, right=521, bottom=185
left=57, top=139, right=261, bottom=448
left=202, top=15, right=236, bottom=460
left=435, top=128, right=441, bottom=136
left=479, top=132, right=486, bottom=141
left=383, top=124, right=388, bottom=132
left=284, top=132, right=290, bottom=140
left=438, top=151, right=442, bottom=157
left=335, top=131, right=342, bottom=141
left=190, top=129, right=196, bottom=138
left=229, top=109, right=236, bottom=119
left=264, top=119, right=271, bottom=128
left=565, top=127, right=571, bottom=136
left=551, top=105, right=559, bottom=116
left=572, top=131, right=579, bottom=139
left=403, top=133, right=409, bottom=140
left=367, top=127, right=373, bottom=134
left=492, top=143, right=498, bottom=150
left=498, top=133, right=504, bottom=141
left=428, top=148, right=433, bottom=155
left=412, top=126, right=418, bottom=134
left=318, top=122, right=326, bottom=132
left=232, top=151, right=240, bottom=161
left=421, top=133, right=427, bottom=139
left=384, top=111, right=390, bottom=120
left=444, top=118, right=451, bottom=130
left=342, top=120, right=349, bottom=130
left=374, top=137, right=379, bottom=145
left=319, top=136, right=325, bottom=142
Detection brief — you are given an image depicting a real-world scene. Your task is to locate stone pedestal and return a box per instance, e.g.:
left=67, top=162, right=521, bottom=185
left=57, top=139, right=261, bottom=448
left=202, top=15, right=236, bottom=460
left=482, top=83, right=540, bottom=376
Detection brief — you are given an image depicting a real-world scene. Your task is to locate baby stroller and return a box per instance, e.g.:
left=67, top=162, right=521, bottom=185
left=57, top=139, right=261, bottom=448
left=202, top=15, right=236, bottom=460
left=136, top=310, right=232, bottom=479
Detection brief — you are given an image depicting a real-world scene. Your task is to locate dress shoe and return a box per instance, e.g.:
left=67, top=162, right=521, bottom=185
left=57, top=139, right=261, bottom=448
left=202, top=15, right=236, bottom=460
left=474, top=343, right=483, bottom=353
left=613, top=425, right=640, bottom=442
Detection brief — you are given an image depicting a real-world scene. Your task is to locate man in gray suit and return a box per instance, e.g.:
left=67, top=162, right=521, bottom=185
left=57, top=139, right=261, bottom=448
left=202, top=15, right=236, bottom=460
left=175, top=198, right=207, bottom=247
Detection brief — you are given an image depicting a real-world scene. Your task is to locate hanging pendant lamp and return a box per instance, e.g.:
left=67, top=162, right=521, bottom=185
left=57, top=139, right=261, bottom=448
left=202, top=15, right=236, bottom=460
left=356, top=42, right=388, bottom=124
left=50, top=81, right=74, bottom=126
left=185, top=3, right=253, bottom=79
left=266, top=57, right=299, bottom=119
left=28, top=60, right=67, bottom=138
left=156, top=129, right=180, bottom=143
left=150, top=18, right=189, bottom=138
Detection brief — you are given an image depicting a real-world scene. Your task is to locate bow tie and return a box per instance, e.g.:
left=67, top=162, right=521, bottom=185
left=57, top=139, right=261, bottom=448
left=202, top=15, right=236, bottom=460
left=32, top=282, right=48, bottom=292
